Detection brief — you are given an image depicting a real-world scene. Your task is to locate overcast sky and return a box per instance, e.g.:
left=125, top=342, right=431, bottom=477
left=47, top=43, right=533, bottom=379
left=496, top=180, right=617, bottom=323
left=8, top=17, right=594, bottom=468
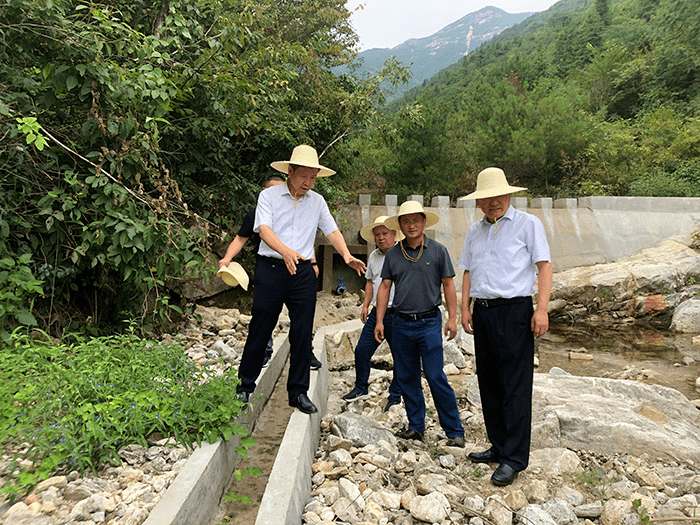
left=346, top=0, right=561, bottom=50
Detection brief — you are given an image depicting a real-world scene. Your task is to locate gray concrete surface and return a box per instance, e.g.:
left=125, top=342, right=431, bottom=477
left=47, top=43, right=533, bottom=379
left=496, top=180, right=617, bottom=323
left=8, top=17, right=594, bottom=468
left=253, top=321, right=351, bottom=525
left=143, top=331, right=291, bottom=525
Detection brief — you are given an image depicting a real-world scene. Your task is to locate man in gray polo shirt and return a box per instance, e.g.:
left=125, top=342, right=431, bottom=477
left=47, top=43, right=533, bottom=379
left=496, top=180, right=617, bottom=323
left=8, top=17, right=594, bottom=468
left=374, top=201, right=465, bottom=447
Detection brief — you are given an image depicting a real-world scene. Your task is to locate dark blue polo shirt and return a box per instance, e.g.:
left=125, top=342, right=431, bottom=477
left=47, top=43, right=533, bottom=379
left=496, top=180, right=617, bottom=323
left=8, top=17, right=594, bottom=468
left=381, top=236, right=454, bottom=314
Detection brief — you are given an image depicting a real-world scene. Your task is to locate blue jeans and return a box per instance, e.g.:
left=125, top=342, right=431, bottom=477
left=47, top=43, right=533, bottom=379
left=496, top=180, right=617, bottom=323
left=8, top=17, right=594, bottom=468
left=392, top=312, right=464, bottom=437
left=353, top=309, right=401, bottom=401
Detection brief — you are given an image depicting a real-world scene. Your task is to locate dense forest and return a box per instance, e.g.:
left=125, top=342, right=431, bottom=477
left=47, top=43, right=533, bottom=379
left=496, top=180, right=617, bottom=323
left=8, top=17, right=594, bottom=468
left=1, top=0, right=698, bottom=337
left=357, top=0, right=700, bottom=201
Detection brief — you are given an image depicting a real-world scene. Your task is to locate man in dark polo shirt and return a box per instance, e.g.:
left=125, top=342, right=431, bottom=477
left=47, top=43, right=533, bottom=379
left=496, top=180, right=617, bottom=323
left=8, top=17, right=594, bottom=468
left=374, top=201, right=465, bottom=447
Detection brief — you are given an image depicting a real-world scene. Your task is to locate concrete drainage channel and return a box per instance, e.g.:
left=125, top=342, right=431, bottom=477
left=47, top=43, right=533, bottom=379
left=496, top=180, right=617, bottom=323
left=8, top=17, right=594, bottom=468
left=143, top=320, right=355, bottom=525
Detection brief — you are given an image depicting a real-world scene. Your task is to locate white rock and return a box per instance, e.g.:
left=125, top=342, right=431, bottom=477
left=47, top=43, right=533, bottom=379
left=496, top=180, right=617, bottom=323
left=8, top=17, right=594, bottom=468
left=409, top=491, right=450, bottom=523
left=517, top=504, right=558, bottom=525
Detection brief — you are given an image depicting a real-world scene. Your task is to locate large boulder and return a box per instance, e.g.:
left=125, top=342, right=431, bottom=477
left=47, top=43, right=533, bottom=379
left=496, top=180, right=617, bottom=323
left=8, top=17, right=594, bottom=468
left=550, top=239, right=700, bottom=328
left=464, top=372, right=700, bottom=463
left=670, top=298, right=700, bottom=333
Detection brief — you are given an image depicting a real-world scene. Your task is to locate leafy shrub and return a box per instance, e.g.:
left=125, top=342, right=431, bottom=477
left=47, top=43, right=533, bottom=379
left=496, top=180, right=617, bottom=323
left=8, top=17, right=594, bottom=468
left=0, top=331, right=248, bottom=502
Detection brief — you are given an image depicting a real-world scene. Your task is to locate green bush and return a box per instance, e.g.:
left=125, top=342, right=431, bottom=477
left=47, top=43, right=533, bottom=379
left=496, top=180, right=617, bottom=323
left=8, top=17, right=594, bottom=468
left=0, top=331, right=249, bottom=502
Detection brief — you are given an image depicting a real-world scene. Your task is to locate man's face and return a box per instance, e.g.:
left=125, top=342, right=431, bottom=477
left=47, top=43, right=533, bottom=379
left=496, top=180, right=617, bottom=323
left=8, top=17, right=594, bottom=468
left=476, top=193, right=511, bottom=222
left=287, top=166, right=319, bottom=198
left=399, top=213, right=426, bottom=241
left=372, top=225, right=396, bottom=253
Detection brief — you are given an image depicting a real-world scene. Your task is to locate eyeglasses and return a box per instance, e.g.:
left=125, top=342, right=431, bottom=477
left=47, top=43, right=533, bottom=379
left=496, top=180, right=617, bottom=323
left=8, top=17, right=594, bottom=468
left=400, top=218, right=423, bottom=226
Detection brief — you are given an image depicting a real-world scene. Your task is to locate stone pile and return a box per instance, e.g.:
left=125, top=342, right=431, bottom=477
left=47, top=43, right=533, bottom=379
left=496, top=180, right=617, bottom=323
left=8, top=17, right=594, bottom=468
left=1, top=439, right=189, bottom=525
left=304, top=349, right=700, bottom=525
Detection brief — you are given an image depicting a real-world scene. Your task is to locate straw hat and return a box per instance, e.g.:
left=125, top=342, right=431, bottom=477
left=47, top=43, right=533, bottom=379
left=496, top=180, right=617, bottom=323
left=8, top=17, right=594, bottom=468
left=458, top=167, right=527, bottom=200
left=360, top=216, right=403, bottom=243
left=384, top=201, right=440, bottom=231
left=270, top=145, right=335, bottom=178
left=217, top=262, right=249, bottom=290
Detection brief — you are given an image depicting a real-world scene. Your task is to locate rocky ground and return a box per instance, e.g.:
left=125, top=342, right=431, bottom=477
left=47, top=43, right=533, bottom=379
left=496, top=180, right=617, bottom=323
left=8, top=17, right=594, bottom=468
left=4, top=289, right=700, bottom=525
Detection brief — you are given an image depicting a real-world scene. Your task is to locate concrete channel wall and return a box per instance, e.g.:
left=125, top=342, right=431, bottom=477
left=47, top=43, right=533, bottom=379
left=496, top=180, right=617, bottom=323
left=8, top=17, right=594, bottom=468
left=316, top=195, right=700, bottom=293
left=144, top=321, right=344, bottom=525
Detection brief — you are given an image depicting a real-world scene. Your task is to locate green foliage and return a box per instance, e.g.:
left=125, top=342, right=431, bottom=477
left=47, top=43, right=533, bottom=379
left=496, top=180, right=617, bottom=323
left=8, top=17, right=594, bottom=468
left=222, top=467, right=262, bottom=505
left=0, top=0, right=403, bottom=334
left=0, top=331, right=248, bottom=501
left=567, top=465, right=614, bottom=504
left=632, top=498, right=651, bottom=524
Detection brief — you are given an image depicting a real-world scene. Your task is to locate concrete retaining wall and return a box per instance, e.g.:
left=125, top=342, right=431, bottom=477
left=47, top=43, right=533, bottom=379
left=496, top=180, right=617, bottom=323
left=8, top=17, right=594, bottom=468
left=316, top=195, right=700, bottom=292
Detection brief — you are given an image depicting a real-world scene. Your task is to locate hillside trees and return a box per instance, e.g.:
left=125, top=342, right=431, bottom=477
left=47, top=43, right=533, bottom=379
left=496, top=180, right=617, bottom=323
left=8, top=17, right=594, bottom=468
left=0, top=0, right=398, bottom=338
left=375, top=0, right=700, bottom=200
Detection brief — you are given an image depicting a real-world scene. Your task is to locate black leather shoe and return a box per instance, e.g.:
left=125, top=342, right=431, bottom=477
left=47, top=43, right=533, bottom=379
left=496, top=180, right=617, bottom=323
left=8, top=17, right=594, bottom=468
left=491, top=463, right=519, bottom=486
left=383, top=398, right=401, bottom=412
left=396, top=428, right=424, bottom=441
left=238, top=391, right=250, bottom=404
left=446, top=436, right=465, bottom=448
left=310, top=356, right=323, bottom=370
left=290, top=393, right=318, bottom=414
left=468, top=448, right=499, bottom=463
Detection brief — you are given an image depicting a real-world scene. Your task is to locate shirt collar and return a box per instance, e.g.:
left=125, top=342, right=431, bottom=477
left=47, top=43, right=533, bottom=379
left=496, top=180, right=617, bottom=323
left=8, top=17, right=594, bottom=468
left=281, top=181, right=309, bottom=200
left=480, top=205, right=514, bottom=226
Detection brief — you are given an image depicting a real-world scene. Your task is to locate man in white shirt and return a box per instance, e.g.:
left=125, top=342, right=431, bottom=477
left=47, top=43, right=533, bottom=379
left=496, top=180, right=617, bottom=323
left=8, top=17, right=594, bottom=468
left=342, top=216, right=403, bottom=411
left=459, top=167, right=552, bottom=486
left=236, top=145, right=366, bottom=415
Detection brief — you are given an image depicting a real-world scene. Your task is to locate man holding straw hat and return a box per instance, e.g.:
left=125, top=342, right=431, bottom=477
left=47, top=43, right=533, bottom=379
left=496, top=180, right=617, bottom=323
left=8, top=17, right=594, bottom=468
left=374, top=201, right=465, bottom=447
left=236, top=145, right=366, bottom=415
left=458, top=167, right=552, bottom=486
left=342, top=216, right=403, bottom=411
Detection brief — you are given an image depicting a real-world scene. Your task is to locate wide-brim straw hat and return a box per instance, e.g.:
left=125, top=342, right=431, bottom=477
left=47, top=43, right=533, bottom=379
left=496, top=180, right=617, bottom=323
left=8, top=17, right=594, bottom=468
left=384, top=201, right=440, bottom=231
left=217, top=262, right=249, bottom=290
left=270, top=145, right=336, bottom=178
left=459, top=167, right=527, bottom=200
left=360, top=215, right=403, bottom=243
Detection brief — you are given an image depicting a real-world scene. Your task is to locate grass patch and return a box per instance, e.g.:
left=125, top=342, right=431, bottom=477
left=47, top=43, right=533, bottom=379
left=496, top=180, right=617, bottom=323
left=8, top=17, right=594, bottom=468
left=1, top=329, right=249, bottom=502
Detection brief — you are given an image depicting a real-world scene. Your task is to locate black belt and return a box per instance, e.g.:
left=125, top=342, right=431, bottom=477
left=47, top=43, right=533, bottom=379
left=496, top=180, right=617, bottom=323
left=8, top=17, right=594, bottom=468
left=259, top=255, right=310, bottom=265
left=372, top=307, right=395, bottom=315
left=473, top=296, right=530, bottom=308
left=397, top=308, right=438, bottom=322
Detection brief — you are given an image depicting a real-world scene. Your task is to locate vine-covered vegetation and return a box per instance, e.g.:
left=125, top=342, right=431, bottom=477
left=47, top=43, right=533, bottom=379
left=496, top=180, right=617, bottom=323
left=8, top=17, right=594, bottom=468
left=0, top=0, right=407, bottom=337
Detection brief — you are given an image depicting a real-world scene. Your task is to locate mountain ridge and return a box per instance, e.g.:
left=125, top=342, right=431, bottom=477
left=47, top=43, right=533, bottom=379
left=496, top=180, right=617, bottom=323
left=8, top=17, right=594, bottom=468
left=343, top=6, right=535, bottom=102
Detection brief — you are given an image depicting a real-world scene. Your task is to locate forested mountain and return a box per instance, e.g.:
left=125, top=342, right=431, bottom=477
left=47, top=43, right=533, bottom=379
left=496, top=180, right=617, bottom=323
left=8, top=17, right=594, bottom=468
left=356, top=0, right=700, bottom=202
left=340, top=7, right=533, bottom=102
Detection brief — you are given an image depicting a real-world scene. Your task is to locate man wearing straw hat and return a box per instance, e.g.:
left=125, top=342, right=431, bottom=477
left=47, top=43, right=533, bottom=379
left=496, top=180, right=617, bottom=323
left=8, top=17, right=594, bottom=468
left=218, top=175, right=322, bottom=370
left=236, top=145, right=366, bottom=415
left=374, top=201, right=465, bottom=447
left=458, top=167, right=552, bottom=486
left=342, top=216, right=403, bottom=411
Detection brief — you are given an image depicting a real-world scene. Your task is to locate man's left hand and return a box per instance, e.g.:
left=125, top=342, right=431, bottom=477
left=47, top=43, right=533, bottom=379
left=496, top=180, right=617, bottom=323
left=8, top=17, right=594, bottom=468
left=444, top=318, right=457, bottom=341
left=531, top=310, right=549, bottom=338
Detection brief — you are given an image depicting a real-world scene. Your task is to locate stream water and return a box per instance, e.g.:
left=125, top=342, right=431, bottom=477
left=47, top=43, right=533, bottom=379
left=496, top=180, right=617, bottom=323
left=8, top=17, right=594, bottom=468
left=538, top=325, right=700, bottom=400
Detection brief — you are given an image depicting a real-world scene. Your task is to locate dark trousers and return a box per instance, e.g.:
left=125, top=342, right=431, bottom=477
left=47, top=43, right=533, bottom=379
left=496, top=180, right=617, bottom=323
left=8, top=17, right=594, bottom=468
left=236, top=257, right=316, bottom=403
left=353, top=309, right=401, bottom=401
left=392, top=312, right=464, bottom=437
left=473, top=298, right=534, bottom=471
